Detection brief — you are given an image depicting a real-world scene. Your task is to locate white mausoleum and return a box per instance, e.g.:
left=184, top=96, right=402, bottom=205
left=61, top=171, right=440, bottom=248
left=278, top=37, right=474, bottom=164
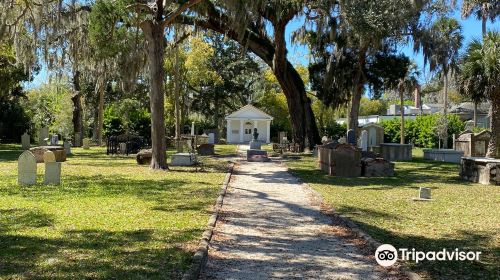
left=225, top=104, right=273, bottom=143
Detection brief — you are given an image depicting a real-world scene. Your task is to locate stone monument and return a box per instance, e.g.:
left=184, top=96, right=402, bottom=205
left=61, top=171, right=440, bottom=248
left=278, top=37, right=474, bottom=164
left=50, top=134, right=59, bottom=146
left=21, top=132, right=30, bottom=150
left=208, top=133, right=215, bottom=145
left=360, top=130, right=368, bottom=152
left=82, top=138, right=90, bottom=149
left=18, top=151, right=37, bottom=185
left=44, top=151, right=61, bottom=185
left=247, top=128, right=270, bottom=162
left=38, top=127, right=49, bottom=146
left=63, top=140, right=72, bottom=155
left=249, top=128, right=261, bottom=150
left=347, top=129, right=356, bottom=145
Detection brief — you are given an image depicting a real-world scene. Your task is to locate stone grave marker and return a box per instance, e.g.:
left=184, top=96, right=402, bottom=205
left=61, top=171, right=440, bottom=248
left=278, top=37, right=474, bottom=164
left=63, top=141, right=72, bottom=155
left=321, top=136, right=329, bottom=144
left=208, top=133, right=215, bottom=145
left=18, top=151, right=37, bottom=185
left=21, top=132, right=30, bottom=150
left=50, top=134, right=59, bottom=145
left=44, top=159, right=61, bottom=186
left=82, top=138, right=90, bottom=149
left=347, top=129, right=356, bottom=145
left=74, top=132, right=82, bottom=147
left=338, top=137, right=347, bottom=144
left=43, top=151, right=56, bottom=163
left=38, top=127, right=49, bottom=146
left=360, top=130, right=368, bottom=152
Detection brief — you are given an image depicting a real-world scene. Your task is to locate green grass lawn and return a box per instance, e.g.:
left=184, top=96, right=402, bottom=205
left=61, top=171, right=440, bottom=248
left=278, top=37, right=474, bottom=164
left=287, top=149, right=499, bottom=280
left=0, top=144, right=228, bottom=279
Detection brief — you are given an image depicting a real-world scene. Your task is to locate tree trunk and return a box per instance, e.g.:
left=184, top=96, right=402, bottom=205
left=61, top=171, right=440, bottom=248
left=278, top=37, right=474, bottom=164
left=348, top=49, right=367, bottom=135
left=71, top=70, right=83, bottom=147
left=95, top=69, right=106, bottom=146
left=174, top=42, right=182, bottom=153
left=144, top=21, right=168, bottom=170
left=400, top=91, right=405, bottom=144
left=473, top=101, right=478, bottom=128
left=486, top=93, right=499, bottom=158
left=442, top=72, right=449, bottom=149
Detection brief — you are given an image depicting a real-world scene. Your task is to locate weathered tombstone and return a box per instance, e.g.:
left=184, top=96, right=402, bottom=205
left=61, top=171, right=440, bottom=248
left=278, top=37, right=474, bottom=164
left=347, top=129, right=356, bottom=145
left=63, top=141, right=72, bottom=155
left=21, top=132, right=30, bottom=150
left=82, top=138, right=90, bottom=149
left=208, top=133, right=215, bottom=145
left=38, top=127, right=49, bottom=146
left=50, top=134, right=59, bottom=146
left=279, top=131, right=287, bottom=144
left=119, top=143, right=127, bottom=154
left=18, top=151, right=37, bottom=185
left=197, top=143, right=215, bottom=156
left=338, top=137, right=347, bottom=144
left=419, top=187, right=432, bottom=199
left=43, top=151, right=56, bottom=163
left=321, top=136, right=329, bottom=144
left=74, top=132, right=82, bottom=147
left=360, top=130, right=368, bottom=152
left=136, top=149, right=152, bottom=165
left=44, top=161, right=61, bottom=185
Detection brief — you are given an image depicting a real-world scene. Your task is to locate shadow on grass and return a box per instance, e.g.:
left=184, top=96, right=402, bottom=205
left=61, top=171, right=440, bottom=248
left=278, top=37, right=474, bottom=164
left=0, top=226, right=201, bottom=279
left=340, top=206, right=500, bottom=280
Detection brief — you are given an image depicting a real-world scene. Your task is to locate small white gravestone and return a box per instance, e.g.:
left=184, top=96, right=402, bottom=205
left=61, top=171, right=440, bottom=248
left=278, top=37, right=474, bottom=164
left=63, top=141, right=72, bottom=155
left=21, top=132, right=30, bottom=150
left=419, top=187, right=431, bottom=199
left=361, top=130, right=368, bottom=152
left=38, top=127, right=49, bottom=146
left=50, top=134, right=59, bottom=146
left=338, top=137, right=347, bottom=144
left=44, top=162, right=61, bottom=185
left=208, top=133, right=215, bottom=144
left=18, top=151, right=37, bottom=185
left=82, top=138, right=90, bottom=149
left=321, top=136, right=328, bottom=144
left=43, top=151, right=56, bottom=163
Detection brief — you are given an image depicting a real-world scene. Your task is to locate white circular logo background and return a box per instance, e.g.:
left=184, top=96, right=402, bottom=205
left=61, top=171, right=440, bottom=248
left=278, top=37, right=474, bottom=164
left=375, top=244, right=398, bottom=267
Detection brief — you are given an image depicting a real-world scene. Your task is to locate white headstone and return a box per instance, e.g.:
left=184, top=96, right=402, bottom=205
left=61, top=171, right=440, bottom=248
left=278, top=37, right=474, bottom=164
left=208, top=133, right=215, bottom=144
left=21, top=132, right=30, bottom=150
left=321, top=136, right=328, bottom=144
left=82, top=138, right=90, bottom=149
left=338, top=137, right=347, bottom=144
left=63, top=141, right=72, bottom=155
left=18, top=151, right=37, bottom=185
left=191, top=122, right=195, bottom=136
left=50, top=134, right=59, bottom=146
left=44, top=162, right=61, bottom=185
left=38, top=127, right=49, bottom=146
left=43, top=151, right=56, bottom=163
left=361, top=130, right=368, bottom=152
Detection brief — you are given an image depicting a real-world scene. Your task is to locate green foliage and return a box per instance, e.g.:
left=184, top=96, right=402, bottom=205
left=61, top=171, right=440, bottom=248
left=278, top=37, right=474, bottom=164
left=359, top=97, right=388, bottom=116
left=103, top=100, right=151, bottom=139
left=380, top=114, right=464, bottom=148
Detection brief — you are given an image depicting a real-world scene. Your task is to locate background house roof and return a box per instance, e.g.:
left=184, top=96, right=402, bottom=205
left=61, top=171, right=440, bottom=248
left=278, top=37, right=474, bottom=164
left=225, top=104, right=274, bottom=120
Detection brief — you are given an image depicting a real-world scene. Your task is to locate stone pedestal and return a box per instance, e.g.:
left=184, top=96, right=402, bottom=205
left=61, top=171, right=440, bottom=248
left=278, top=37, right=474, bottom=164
left=171, top=153, right=195, bottom=166
left=21, top=133, right=30, bottom=150
left=380, top=143, right=412, bottom=161
left=30, top=146, right=67, bottom=163
left=317, top=144, right=361, bottom=177
left=423, top=149, right=463, bottom=163
left=197, top=144, right=214, bottom=156
left=460, top=157, right=500, bottom=185
left=361, top=158, right=394, bottom=177
left=247, top=149, right=270, bottom=162
left=136, top=149, right=152, bottom=165
left=249, top=140, right=261, bottom=150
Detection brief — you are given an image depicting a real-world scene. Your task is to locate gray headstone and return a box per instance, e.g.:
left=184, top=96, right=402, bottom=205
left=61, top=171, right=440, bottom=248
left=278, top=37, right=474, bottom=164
left=82, top=138, right=90, bottom=149
left=74, top=132, right=81, bottom=147
left=347, top=129, right=356, bottom=145
left=361, top=130, right=368, bottom=152
left=208, top=133, right=215, bottom=145
left=21, top=132, right=30, bottom=150
left=419, top=187, right=431, bottom=199
left=18, top=151, right=37, bottom=185
left=43, top=151, right=56, bottom=163
left=338, top=137, right=347, bottom=144
left=44, top=162, right=61, bottom=185
left=63, top=141, right=72, bottom=155
left=50, top=134, right=59, bottom=146
left=119, top=143, right=127, bottom=154
left=38, top=127, right=49, bottom=146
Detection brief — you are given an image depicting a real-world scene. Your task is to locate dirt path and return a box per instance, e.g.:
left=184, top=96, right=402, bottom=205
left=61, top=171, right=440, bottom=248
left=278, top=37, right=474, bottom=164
left=202, top=153, right=387, bottom=279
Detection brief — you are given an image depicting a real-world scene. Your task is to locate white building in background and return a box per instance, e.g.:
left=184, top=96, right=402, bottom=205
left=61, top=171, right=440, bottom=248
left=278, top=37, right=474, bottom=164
left=225, top=104, right=273, bottom=143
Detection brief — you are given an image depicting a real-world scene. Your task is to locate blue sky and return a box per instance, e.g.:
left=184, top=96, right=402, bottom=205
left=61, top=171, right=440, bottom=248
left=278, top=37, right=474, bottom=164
left=28, top=6, right=494, bottom=88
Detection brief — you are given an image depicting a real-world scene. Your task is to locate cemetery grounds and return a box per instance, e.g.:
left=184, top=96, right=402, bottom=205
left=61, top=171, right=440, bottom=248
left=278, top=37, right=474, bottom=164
left=286, top=148, right=499, bottom=280
left=0, top=144, right=234, bottom=279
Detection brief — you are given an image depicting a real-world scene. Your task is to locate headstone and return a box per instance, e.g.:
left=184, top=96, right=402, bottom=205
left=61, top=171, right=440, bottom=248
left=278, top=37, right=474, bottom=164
left=18, top=151, right=37, bottom=185
left=136, top=149, right=152, bottom=165
left=360, top=130, right=368, bottom=152
left=82, top=138, right=90, bottom=149
left=50, top=134, right=59, bottom=146
left=43, top=151, right=56, bottom=163
left=21, top=132, right=30, bottom=150
left=119, top=143, right=127, bottom=154
left=74, top=132, right=82, bottom=147
left=197, top=143, right=215, bottom=156
left=279, top=131, right=287, bottom=144
left=419, top=187, right=431, bottom=199
left=44, top=162, right=61, bottom=185
left=208, top=133, right=215, bottom=145
left=321, top=136, right=329, bottom=144
left=63, top=141, right=72, bottom=155
left=38, top=127, right=49, bottom=146
left=171, top=153, right=195, bottom=166
left=338, top=137, right=347, bottom=144
left=347, top=129, right=356, bottom=145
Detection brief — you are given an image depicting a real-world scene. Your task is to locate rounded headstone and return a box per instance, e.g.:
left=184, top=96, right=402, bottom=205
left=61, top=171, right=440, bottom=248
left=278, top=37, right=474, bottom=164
left=18, top=151, right=37, bottom=185
left=43, top=151, right=56, bottom=163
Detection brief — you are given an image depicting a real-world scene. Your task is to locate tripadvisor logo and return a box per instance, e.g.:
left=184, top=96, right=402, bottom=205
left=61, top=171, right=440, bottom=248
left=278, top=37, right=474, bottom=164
left=374, top=244, right=482, bottom=267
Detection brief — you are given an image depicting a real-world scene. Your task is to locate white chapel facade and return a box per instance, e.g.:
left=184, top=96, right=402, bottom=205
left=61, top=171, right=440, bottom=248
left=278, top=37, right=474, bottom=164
left=225, top=104, right=273, bottom=143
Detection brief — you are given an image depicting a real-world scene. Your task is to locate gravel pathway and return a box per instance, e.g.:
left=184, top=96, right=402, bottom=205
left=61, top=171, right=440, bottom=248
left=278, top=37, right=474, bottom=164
left=202, top=151, right=387, bottom=279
